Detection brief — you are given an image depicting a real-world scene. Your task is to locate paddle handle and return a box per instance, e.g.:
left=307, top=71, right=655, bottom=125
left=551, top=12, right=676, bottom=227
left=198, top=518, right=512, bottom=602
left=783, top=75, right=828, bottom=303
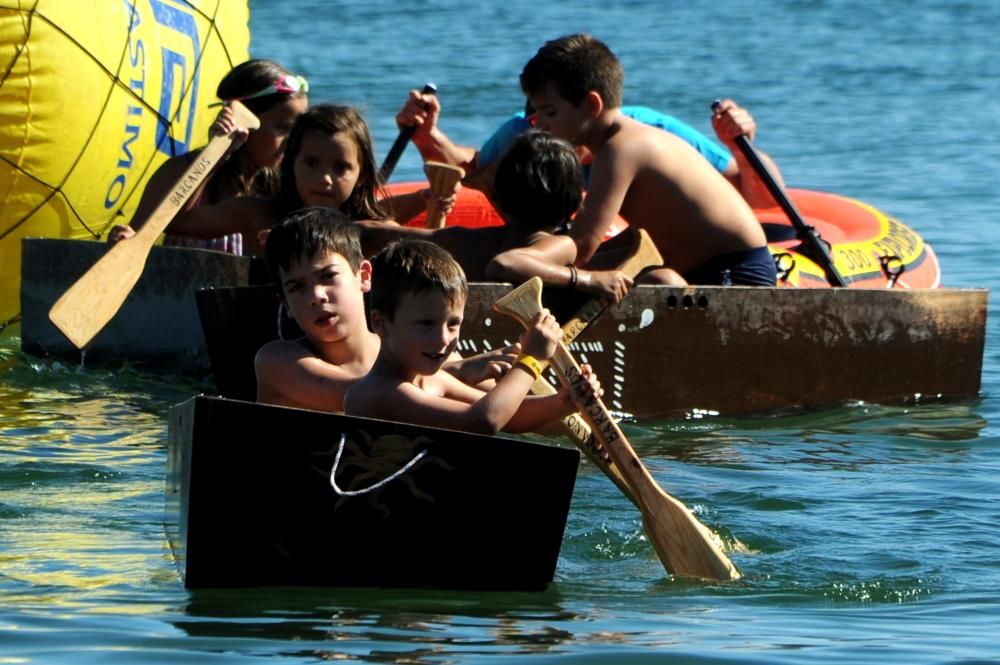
left=711, top=100, right=848, bottom=287
left=423, top=161, right=465, bottom=229
left=379, top=83, right=437, bottom=182
left=526, top=229, right=662, bottom=506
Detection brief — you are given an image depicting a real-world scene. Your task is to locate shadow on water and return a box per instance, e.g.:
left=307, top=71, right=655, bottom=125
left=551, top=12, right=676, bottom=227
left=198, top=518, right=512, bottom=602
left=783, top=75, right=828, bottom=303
left=176, top=585, right=581, bottom=662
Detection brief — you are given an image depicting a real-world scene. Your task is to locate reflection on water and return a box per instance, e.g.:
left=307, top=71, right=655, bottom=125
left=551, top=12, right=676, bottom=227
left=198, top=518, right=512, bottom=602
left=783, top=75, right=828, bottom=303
left=177, top=587, right=583, bottom=663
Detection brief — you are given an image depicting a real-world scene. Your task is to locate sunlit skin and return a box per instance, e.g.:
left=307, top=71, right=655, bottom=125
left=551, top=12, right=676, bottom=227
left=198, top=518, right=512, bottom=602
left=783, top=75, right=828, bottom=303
left=345, top=288, right=604, bottom=435
left=528, top=86, right=595, bottom=147
left=372, top=289, right=465, bottom=384
left=279, top=250, right=372, bottom=353
left=293, top=129, right=361, bottom=209
left=528, top=83, right=767, bottom=274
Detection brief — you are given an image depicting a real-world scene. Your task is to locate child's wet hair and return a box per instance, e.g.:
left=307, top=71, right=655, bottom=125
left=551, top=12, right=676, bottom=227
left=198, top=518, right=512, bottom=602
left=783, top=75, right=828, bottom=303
left=520, top=33, right=623, bottom=108
left=264, top=207, right=364, bottom=287
left=368, top=240, right=468, bottom=321
left=493, top=130, right=583, bottom=230
left=275, top=104, right=388, bottom=220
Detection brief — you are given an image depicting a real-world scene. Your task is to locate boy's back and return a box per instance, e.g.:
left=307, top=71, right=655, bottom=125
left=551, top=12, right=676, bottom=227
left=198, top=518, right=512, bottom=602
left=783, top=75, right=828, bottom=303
left=584, top=114, right=766, bottom=276
left=522, top=33, right=776, bottom=286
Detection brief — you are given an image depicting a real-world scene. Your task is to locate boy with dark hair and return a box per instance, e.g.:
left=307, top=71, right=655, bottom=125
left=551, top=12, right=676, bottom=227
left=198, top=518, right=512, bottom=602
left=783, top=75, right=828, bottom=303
left=255, top=208, right=513, bottom=412
left=343, top=239, right=602, bottom=435
left=485, top=130, right=636, bottom=301
left=357, top=130, right=634, bottom=303
left=255, top=207, right=381, bottom=411
left=518, top=33, right=776, bottom=286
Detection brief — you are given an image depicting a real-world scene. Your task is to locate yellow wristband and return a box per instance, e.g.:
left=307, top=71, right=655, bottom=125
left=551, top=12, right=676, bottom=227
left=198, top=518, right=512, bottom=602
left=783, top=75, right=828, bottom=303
left=515, top=354, right=545, bottom=380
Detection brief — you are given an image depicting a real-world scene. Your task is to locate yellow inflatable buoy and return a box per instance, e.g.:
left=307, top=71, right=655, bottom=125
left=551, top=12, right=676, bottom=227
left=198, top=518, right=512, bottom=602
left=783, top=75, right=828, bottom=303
left=0, top=0, right=249, bottom=330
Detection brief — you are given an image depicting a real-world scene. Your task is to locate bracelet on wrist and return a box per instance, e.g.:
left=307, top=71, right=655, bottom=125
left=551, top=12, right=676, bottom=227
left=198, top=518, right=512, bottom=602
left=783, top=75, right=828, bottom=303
left=566, top=263, right=578, bottom=289
left=515, top=354, right=544, bottom=380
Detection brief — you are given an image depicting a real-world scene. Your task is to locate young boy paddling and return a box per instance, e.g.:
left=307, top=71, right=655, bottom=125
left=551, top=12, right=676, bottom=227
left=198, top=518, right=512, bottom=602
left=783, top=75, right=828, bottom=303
left=518, top=34, right=777, bottom=286
left=343, top=239, right=602, bottom=434
left=255, top=208, right=515, bottom=412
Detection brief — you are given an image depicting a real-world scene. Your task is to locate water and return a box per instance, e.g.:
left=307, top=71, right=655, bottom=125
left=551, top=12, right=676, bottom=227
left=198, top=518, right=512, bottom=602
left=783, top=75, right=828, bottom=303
left=2, top=0, right=999, bottom=662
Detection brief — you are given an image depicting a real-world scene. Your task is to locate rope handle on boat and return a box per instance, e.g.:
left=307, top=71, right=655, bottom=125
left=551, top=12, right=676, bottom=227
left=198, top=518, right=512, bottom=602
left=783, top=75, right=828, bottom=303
left=879, top=255, right=905, bottom=288
left=328, top=433, right=428, bottom=496
left=772, top=252, right=796, bottom=283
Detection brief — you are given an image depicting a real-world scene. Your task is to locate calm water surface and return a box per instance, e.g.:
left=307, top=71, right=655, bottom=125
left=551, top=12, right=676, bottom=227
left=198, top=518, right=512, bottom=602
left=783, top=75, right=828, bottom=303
left=2, top=0, right=999, bottom=662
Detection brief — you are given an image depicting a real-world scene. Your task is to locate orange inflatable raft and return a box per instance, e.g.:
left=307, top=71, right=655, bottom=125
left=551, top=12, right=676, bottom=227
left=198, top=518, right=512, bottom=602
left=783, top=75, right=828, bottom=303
left=388, top=183, right=940, bottom=289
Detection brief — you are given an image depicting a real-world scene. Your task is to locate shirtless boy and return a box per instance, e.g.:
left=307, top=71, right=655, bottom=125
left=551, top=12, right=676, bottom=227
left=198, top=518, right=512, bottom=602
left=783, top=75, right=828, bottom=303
left=343, top=239, right=601, bottom=435
left=512, top=34, right=777, bottom=286
left=255, top=208, right=513, bottom=412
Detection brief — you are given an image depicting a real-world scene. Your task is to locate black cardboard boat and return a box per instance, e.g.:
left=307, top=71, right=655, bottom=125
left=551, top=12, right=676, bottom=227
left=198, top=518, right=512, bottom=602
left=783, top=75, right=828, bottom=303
left=166, top=395, right=580, bottom=591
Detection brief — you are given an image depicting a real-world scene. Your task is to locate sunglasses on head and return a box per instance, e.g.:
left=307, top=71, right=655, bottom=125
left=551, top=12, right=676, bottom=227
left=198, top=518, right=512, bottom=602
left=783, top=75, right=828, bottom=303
left=228, top=74, right=309, bottom=104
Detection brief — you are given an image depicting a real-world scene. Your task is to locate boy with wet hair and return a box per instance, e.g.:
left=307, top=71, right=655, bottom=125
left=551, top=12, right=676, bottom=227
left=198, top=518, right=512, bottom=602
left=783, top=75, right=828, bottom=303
left=344, top=239, right=602, bottom=435
left=255, top=207, right=381, bottom=412
left=255, top=208, right=512, bottom=412
left=519, top=33, right=777, bottom=286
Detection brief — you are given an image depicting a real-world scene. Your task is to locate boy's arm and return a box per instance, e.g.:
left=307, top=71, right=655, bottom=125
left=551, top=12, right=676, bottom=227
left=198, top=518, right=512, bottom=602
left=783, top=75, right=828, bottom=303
left=568, top=145, right=635, bottom=266
left=397, top=90, right=479, bottom=173
left=712, top=98, right=784, bottom=209
left=486, top=234, right=634, bottom=303
left=254, top=340, right=360, bottom=413
left=347, top=368, right=537, bottom=435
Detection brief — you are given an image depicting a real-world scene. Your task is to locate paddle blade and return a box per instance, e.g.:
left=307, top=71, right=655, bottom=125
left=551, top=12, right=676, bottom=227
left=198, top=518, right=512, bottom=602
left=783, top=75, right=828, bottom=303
left=47, top=239, right=152, bottom=348
left=228, top=100, right=261, bottom=131
left=423, top=161, right=465, bottom=229
left=46, top=102, right=259, bottom=349
left=640, top=483, right=742, bottom=581
left=619, top=228, right=663, bottom=275
left=491, top=276, right=544, bottom=328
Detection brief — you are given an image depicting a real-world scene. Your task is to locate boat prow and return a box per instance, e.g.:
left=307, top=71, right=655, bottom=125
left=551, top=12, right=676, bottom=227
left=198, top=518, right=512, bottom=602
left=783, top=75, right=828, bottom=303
left=166, top=396, right=579, bottom=590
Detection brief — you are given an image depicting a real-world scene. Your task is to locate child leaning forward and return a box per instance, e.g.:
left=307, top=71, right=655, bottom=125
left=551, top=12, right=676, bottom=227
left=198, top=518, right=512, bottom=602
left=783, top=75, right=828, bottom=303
left=344, top=239, right=602, bottom=435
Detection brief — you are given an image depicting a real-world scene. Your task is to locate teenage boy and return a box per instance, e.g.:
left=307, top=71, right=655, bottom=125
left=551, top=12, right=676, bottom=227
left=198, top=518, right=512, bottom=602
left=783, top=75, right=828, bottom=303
left=255, top=208, right=515, bottom=412
left=343, top=239, right=602, bottom=434
left=394, top=84, right=782, bottom=207
left=518, top=34, right=776, bottom=286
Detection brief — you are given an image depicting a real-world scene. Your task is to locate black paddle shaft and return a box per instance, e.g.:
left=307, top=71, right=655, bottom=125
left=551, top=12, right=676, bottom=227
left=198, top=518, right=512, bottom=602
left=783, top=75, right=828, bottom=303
left=378, top=83, right=437, bottom=182
left=711, top=100, right=849, bottom=287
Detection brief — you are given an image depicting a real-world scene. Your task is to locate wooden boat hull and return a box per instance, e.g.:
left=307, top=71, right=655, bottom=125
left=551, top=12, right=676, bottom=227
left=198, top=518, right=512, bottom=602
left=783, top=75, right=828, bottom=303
left=20, top=238, right=267, bottom=370
left=167, top=396, right=579, bottom=590
left=197, top=284, right=987, bottom=418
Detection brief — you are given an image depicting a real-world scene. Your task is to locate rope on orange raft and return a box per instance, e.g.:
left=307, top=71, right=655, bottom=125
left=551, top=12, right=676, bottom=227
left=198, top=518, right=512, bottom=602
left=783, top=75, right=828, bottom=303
left=880, top=255, right=905, bottom=288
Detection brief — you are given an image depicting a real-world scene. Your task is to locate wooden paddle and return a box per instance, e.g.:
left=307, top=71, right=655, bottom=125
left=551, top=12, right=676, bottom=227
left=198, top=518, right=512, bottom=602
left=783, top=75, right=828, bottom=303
left=423, top=161, right=465, bottom=229
left=494, top=277, right=741, bottom=581
left=378, top=83, right=437, bottom=182
left=711, top=100, right=848, bottom=287
left=48, top=101, right=260, bottom=350
left=529, top=228, right=663, bottom=506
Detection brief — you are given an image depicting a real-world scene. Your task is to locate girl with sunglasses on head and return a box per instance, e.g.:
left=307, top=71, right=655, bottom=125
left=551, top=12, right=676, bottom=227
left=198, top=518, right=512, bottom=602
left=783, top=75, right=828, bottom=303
left=109, top=59, right=309, bottom=254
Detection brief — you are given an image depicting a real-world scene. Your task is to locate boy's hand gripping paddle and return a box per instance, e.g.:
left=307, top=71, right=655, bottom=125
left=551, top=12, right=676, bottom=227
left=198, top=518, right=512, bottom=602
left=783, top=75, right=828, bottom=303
left=527, top=228, right=662, bottom=505
left=494, top=276, right=741, bottom=581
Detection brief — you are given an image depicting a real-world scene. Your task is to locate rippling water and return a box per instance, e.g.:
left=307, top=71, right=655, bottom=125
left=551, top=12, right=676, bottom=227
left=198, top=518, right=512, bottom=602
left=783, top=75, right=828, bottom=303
left=2, top=0, right=999, bottom=662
